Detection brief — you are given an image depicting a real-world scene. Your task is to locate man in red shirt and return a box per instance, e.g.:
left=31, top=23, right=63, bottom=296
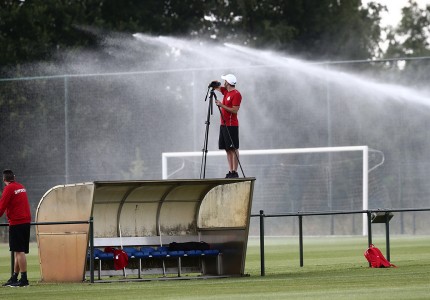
left=0, top=169, right=31, bottom=287
left=213, top=74, right=242, bottom=178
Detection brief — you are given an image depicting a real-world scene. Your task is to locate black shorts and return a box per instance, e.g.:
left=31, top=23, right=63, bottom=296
left=9, top=223, right=30, bottom=254
left=219, top=125, right=239, bottom=150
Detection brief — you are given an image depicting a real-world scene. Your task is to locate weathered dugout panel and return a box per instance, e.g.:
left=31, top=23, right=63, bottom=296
left=36, top=178, right=255, bottom=282
left=35, top=183, right=94, bottom=282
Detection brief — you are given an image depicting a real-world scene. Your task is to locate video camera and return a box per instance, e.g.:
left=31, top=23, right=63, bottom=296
left=208, top=80, right=221, bottom=89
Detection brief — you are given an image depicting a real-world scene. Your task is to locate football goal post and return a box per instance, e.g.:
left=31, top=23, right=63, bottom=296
left=162, top=146, right=384, bottom=235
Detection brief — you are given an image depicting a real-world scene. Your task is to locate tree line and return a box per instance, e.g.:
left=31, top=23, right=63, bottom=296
left=1, top=0, right=429, bottom=71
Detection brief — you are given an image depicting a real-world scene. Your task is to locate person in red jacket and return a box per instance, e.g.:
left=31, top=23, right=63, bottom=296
left=0, top=169, right=31, bottom=287
left=213, top=74, right=242, bottom=178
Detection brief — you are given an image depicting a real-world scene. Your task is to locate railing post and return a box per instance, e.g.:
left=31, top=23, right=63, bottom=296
left=385, top=212, right=391, bottom=262
left=299, top=215, right=303, bottom=267
left=367, top=211, right=372, bottom=267
left=259, top=210, right=265, bottom=276
left=367, top=211, right=372, bottom=246
left=89, top=217, right=94, bottom=283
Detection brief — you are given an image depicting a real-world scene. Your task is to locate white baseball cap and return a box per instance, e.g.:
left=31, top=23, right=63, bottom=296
left=221, top=74, right=237, bottom=85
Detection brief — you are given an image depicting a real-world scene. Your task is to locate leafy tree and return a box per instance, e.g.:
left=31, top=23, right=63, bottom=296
left=201, top=0, right=386, bottom=60
left=1, top=0, right=388, bottom=68
left=0, top=0, right=104, bottom=68
left=385, top=0, right=430, bottom=58
left=384, top=0, right=430, bottom=87
left=0, top=0, right=211, bottom=69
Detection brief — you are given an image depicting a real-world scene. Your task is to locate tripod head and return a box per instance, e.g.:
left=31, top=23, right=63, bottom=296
left=208, top=80, right=221, bottom=89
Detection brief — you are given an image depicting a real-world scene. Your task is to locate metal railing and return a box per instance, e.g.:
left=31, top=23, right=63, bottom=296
left=251, top=208, right=430, bottom=276
left=2, top=209, right=430, bottom=281
left=0, top=218, right=95, bottom=282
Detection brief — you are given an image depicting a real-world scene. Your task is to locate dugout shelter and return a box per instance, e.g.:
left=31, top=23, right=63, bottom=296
left=35, top=178, right=255, bottom=282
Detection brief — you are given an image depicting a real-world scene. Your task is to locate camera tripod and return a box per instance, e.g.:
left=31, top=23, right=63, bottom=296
left=200, top=86, right=245, bottom=179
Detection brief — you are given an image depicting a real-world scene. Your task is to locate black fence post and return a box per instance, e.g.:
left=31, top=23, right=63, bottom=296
left=299, top=215, right=303, bottom=267
left=367, top=211, right=372, bottom=267
left=367, top=211, right=372, bottom=246
left=385, top=212, right=391, bottom=262
left=89, top=217, right=94, bottom=283
left=259, top=210, right=265, bottom=276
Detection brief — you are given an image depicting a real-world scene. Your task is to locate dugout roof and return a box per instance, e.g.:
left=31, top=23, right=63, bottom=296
left=35, top=178, right=255, bottom=282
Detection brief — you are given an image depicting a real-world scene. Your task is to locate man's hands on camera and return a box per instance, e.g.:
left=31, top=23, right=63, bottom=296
left=215, top=99, right=222, bottom=107
left=209, top=80, right=221, bottom=89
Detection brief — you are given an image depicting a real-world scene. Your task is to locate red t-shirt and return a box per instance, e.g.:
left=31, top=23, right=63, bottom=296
left=0, top=181, right=32, bottom=225
left=104, top=247, right=129, bottom=270
left=220, top=87, right=242, bottom=126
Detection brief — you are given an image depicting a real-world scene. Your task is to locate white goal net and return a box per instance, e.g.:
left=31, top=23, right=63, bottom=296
left=162, top=146, right=385, bottom=235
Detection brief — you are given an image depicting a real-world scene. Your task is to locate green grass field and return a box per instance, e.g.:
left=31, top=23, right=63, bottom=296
left=1, top=235, right=429, bottom=299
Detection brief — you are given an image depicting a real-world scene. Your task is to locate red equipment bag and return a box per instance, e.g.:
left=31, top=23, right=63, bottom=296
left=364, top=244, right=396, bottom=268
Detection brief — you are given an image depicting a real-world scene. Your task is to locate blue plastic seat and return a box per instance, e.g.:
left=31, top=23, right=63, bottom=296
left=134, top=251, right=151, bottom=259
left=123, top=247, right=137, bottom=257
left=98, top=252, right=114, bottom=260
left=168, top=250, right=185, bottom=257
left=134, top=246, right=154, bottom=258
left=151, top=246, right=168, bottom=258
left=140, top=246, right=155, bottom=253
left=185, top=250, right=203, bottom=257
left=203, top=249, right=220, bottom=256
left=152, top=250, right=168, bottom=258
left=87, top=248, right=103, bottom=259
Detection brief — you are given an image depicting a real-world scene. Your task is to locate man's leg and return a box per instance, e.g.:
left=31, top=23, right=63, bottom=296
left=14, top=253, right=21, bottom=274
left=11, top=252, right=29, bottom=286
left=232, top=149, right=239, bottom=172
left=15, top=252, right=27, bottom=273
left=227, top=126, right=239, bottom=176
left=227, top=149, right=239, bottom=177
left=226, top=150, right=234, bottom=171
left=2, top=253, right=19, bottom=286
left=226, top=149, right=237, bottom=172
left=7, top=224, right=30, bottom=286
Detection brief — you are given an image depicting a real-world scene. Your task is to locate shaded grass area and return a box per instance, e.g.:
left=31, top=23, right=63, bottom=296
left=1, top=235, right=429, bottom=299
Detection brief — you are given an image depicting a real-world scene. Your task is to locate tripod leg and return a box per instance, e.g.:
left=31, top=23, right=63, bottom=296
left=229, top=148, right=245, bottom=178
left=235, top=150, right=246, bottom=178
left=200, top=93, right=213, bottom=179
left=200, top=125, right=210, bottom=179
